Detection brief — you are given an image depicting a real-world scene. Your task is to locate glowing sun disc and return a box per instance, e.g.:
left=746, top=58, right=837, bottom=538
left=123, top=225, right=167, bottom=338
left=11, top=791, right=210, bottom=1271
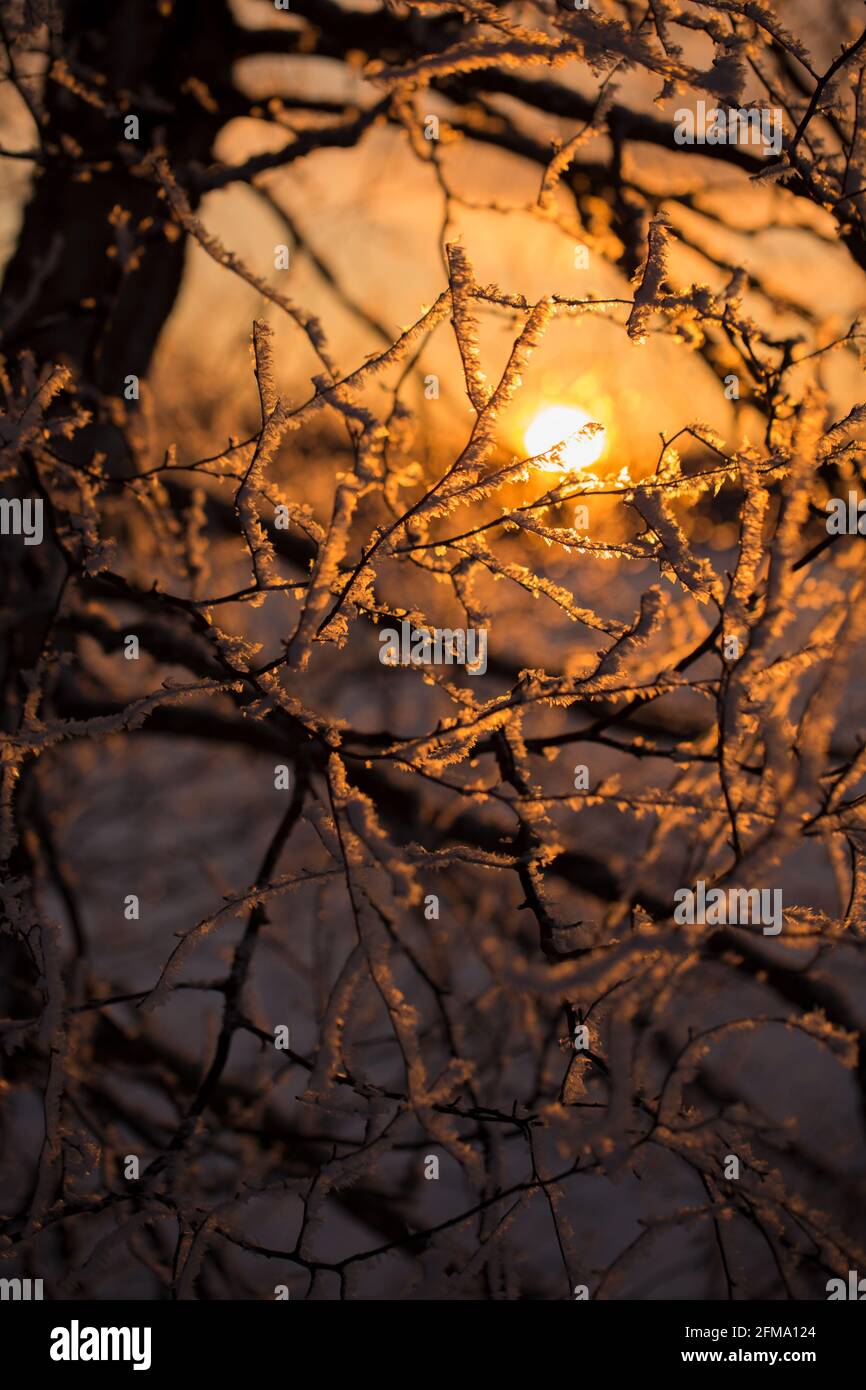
left=524, top=405, right=605, bottom=473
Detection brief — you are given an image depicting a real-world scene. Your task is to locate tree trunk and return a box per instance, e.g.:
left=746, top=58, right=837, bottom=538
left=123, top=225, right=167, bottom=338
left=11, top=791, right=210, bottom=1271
left=0, top=0, right=237, bottom=390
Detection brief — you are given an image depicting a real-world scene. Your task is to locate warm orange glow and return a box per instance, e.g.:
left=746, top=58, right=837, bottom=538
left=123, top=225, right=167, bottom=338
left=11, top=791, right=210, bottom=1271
left=524, top=405, right=605, bottom=473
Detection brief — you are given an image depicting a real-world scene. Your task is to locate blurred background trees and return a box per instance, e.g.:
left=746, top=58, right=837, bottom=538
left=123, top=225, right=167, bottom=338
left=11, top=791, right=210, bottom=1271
left=2, top=0, right=866, bottom=1299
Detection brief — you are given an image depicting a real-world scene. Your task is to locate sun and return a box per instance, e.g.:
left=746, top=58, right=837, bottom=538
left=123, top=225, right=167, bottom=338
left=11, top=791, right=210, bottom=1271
left=524, top=405, right=605, bottom=474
